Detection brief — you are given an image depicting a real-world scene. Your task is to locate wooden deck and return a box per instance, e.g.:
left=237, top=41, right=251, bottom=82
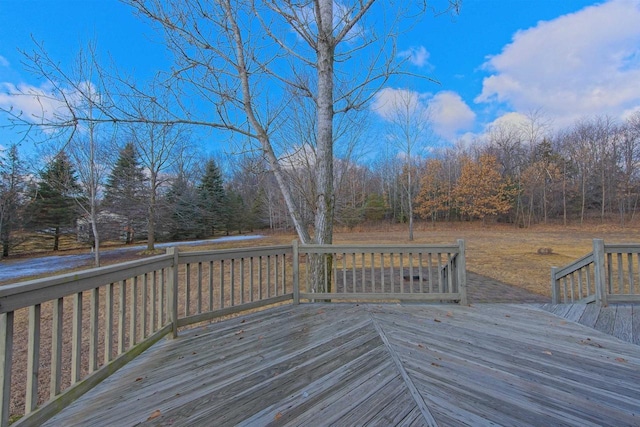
left=43, top=303, right=640, bottom=426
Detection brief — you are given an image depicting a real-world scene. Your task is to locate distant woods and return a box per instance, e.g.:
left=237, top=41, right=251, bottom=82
left=1, top=111, right=640, bottom=257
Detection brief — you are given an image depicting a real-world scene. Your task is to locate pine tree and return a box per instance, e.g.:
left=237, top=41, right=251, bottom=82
left=27, top=152, right=80, bottom=250
left=165, top=173, right=201, bottom=240
left=104, top=142, right=147, bottom=243
left=197, top=159, right=227, bottom=237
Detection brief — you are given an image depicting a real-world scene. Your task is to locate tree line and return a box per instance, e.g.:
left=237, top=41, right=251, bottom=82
left=2, top=110, right=639, bottom=262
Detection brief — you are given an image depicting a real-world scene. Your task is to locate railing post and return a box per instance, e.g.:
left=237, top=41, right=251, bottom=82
left=456, top=239, right=468, bottom=305
left=551, top=267, right=559, bottom=304
left=292, top=240, right=300, bottom=305
left=166, top=247, right=179, bottom=338
left=0, top=311, right=14, bottom=427
left=593, top=239, right=608, bottom=306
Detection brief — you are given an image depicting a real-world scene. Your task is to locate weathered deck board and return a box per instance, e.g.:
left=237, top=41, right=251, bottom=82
left=542, top=303, right=640, bottom=345
left=43, top=304, right=640, bottom=427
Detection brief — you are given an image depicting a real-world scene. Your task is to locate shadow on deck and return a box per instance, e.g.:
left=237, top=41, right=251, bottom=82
left=44, top=303, right=640, bottom=426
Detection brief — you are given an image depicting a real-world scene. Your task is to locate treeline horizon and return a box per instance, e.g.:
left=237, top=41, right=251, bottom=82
left=1, top=111, right=640, bottom=259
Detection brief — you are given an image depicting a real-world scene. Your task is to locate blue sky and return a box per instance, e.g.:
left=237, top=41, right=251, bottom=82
left=1, top=0, right=640, bottom=158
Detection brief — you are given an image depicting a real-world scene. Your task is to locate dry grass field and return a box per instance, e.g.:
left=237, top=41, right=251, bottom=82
left=6, top=221, right=640, bottom=297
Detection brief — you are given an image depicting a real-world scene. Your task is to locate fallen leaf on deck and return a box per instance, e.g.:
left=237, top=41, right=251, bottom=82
left=615, top=357, right=627, bottom=363
left=431, top=362, right=441, bottom=367
left=446, top=311, right=453, bottom=317
left=148, top=410, right=162, bottom=420
left=274, top=412, right=283, bottom=420
left=434, top=319, right=441, bottom=323
left=579, top=339, right=603, bottom=348
left=505, top=315, right=511, bottom=318
left=135, top=377, right=143, bottom=382
left=235, top=329, right=244, bottom=335
left=418, top=344, right=424, bottom=348
left=241, top=319, right=246, bottom=323
left=543, top=350, right=553, bottom=356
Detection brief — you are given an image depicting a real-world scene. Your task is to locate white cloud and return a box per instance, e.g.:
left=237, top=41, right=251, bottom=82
left=372, top=87, right=475, bottom=141
left=0, top=82, right=69, bottom=125
left=0, top=56, right=8, bottom=67
left=398, top=46, right=431, bottom=68
left=429, top=91, right=476, bottom=140
left=476, top=0, right=640, bottom=128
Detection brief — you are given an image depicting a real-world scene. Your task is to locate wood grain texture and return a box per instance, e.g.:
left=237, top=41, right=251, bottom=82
left=42, top=303, right=640, bottom=427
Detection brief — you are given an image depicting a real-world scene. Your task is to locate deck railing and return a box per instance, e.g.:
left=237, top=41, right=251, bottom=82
left=551, top=239, right=640, bottom=305
left=0, top=240, right=465, bottom=426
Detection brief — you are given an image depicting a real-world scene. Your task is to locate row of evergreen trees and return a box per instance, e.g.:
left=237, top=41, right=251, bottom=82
left=0, top=142, right=267, bottom=257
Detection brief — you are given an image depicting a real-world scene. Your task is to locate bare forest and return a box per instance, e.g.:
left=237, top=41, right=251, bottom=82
left=2, top=111, right=640, bottom=262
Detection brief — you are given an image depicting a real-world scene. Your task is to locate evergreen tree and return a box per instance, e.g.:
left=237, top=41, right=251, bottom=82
left=165, top=173, right=201, bottom=240
left=197, top=159, right=227, bottom=237
left=104, top=142, right=147, bottom=243
left=27, top=152, right=80, bottom=251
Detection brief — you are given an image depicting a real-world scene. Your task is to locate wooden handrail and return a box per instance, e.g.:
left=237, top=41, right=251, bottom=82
left=551, top=239, right=640, bottom=304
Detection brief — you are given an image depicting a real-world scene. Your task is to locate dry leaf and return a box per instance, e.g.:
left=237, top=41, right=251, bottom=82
left=446, top=311, right=453, bottom=317
left=147, top=410, right=162, bottom=420
left=615, top=357, right=627, bottom=363
left=135, top=377, right=143, bottom=382
left=274, top=412, right=283, bottom=420
left=235, top=329, right=244, bottom=335
left=434, top=318, right=441, bottom=323
left=505, top=314, right=511, bottom=318
left=431, top=362, right=441, bottom=367
left=418, top=344, right=425, bottom=349
left=543, top=350, right=553, bottom=356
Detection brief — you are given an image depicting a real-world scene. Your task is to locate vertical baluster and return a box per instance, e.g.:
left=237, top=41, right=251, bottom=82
left=577, top=268, right=584, bottom=300
left=370, top=253, right=375, bottom=293
left=427, top=253, right=433, bottom=293
left=273, top=255, right=279, bottom=296
left=71, top=292, right=83, bottom=384
left=282, top=254, right=286, bottom=295
left=231, top=258, right=236, bottom=305
left=240, top=258, right=245, bottom=304
left=628, top=252, right=634, bottom=295
left=220, top=260, right=225, bottom=309
left=562, top=277, right=568, bottom=303
left=105, top=283, right=114, bottom=363
left=418, top=253, right=424, bottom=293
left=361, top=253, right=365, bottom=293
left=141, top=273, right=148, bottom=340
left=390, top=253, right=395, bottom=293
left=250, top=257, right=254, bottom=302
left=49, top=298, right=64, bottom=398
left=569, top=273, right=575, bottom=302
left=26, top=304, right=41, bottom=414
left=617, top=253, right=624, bottom=294
left=266, top=256, right=271, bottom=298
left=157, top=268, right=162, bottom=330
left=209, top=261, right=214, bottom=310
left=0, top=311, right=14, bottom=426
left=185, top=263, right=191, bottom=316
left=258, top=257, right=263, bottom=301
left=380, top=253, right=385, bottom=293
left=585, top=264, right=592, bottom=297
left=399, top=253, right=405, bottom=294
left=351, top=253, right=356, bottom=293
left=150, top=271, right=157, bottom=331
left=89, top=287, right=99, bottom=372
left=130, top=277, right=138, bottom=348
left=197, top=262, right=203, bottom=314
left=437, top=253, right=443, bottom=293
left=118, top=280, right=127, bottom=355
